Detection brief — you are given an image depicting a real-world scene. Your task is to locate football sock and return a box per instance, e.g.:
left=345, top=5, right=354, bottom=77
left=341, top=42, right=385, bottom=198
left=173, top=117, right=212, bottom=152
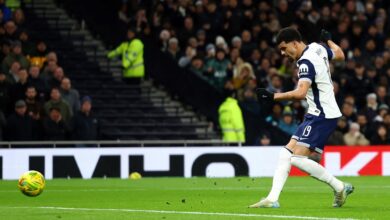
left=266, top=147, right=292, bottom=202
left=291, top=155, right=344, bottom=192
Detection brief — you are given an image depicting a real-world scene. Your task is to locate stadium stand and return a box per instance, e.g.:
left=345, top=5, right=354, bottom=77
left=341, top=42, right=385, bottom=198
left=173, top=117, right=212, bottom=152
left=0, top=0, right=219, bottom=142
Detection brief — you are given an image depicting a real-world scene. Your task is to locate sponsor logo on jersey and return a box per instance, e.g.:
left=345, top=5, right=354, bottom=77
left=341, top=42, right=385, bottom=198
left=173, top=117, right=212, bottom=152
left=299, top=64, right=309, bottom=76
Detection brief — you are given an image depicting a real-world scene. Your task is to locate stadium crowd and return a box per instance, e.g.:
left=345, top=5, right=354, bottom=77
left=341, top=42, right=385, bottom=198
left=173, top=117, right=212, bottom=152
left=2, top=0, right=390, bottom=146
left=0, top=1, right=99, bottom=142
left=117, top=0, right=390, bottom=145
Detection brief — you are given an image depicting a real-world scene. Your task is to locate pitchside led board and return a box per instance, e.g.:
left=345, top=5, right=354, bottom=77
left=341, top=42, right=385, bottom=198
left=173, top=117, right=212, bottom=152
left=0, top=147, right=389, bottom=180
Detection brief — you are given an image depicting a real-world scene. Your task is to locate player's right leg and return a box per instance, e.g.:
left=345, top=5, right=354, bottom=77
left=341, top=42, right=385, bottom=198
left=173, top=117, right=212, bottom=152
left=248, top=139, right=296, bottom=208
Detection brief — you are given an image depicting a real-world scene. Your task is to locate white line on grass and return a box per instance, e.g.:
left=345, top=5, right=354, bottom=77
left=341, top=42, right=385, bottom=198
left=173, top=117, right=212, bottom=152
left=0, top=185, right=389, bottom=193
left=3, top=206, right=359, bottom=220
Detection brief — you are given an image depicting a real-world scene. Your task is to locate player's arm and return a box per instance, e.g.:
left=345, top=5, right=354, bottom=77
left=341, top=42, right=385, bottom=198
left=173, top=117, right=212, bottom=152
left=320, top=29, right=345, bottom=61
left=274, top=80, right=310, bottom=101
left=327, top=40, right=345, bottom=61
left=257, top=60, right=313, bottom=102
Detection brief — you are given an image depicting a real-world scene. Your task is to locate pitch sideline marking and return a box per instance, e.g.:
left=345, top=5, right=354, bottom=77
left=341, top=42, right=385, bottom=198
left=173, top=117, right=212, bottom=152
left=3, top=206, right=359, bottom=220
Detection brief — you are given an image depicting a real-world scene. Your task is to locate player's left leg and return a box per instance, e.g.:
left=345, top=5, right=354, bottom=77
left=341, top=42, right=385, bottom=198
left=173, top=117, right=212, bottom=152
left=291, top=145, right=354, bottom=207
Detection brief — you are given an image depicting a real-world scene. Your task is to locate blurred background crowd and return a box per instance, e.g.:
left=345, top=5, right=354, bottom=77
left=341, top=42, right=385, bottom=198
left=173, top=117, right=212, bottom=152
left=0, top=0, right=98, bottom=142
left=139, top=0, right=390, bottom=145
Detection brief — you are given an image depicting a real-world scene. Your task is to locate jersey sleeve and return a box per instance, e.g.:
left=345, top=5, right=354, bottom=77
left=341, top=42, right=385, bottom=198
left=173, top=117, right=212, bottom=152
left=323, top=45, right=334, bottom=60
left=297, top=59, right=316, bottom=83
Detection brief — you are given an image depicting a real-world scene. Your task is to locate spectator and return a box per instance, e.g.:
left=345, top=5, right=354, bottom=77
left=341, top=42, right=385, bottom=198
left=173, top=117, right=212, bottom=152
left=343, top=122, right=370, bottom=146
left=25, top=86, right=43, bottom=121
left=345, top=63, right=374, bottom=109
left=195, top=29, right=207, bottom=52
left=41, top=60, right=58, bottom=80
left=257, top=132, right=271, bottom=146
left=276, top=0, right=294, bottom=28
left=383, top=113, right=390, bottom=131
left=71, top=96, right=99, bottom=140
left=0, top=0, right=12, bottom=22
left=44, top=87, right=72, bottom=123
left=19, top=30, right=34, bottom=56
left=265, top=103, right=283, bottom=127
left=6, top=60, right=20, bottom=84
left=376, top=85, right=390, bottom=106
left=336, top=116, right=349, bottom=134
left=267, top=74, right=284, bottom=93
left=231, top=62, right=255, bottom=91
left=48, top=66, right=65, bottom=89
left=231, top=36, right=242, bottom=50
left=4, top=21, right=18, bottom=42
left=12, top=8, right=25, bottom=28
left=370, top=124, right=390, bottom=145
left=60, top=77, right=80, bottom=115
left=278, top=107, right=298, bottom=136
left=9, top=68, right=29, bottom=109
left=374, top=104, right=389, bottom=122
left=204, top=43, right=216, bottom=63
left=327, top=129, right=346, bottom=146
left=215, top=36, right=228, bottom=52
left=290, top=100, right=304, bottom=123
left=240, top=30, right=256, bottom=59
left=2, top=40, right=29, bottom=73
left=356, top=113, right=372, bottom=139
left=205, top=48, right=231, bottom=90
left=107, top=27, right=145, bottom=84
left=25, top=86, right=44, bottom=140
left=45, top=51, right=58, bottom=65
left=27, top=65, right=47, bottom=100
left=218, top=94, right=245, bottom=143
left=0, top=40, right=11, bottom=62
left=159, top=29, right=171, bottom=52
left=43, top=107, right=70, bottom=140
left=178, top=46, right=196, bottom=68
left=4, top=100, right=33, bottom=141
left=27, top=40, right=48, bottom=69
left=341, top=102, right=357, bottom=123
left=363, top=93, right=378, bottom=122
left=165, top=37, right=180, bottom=60
left=0, top=71, right=10, bottom=114
left=178, top=16, right=195, bottom=49
left=189, top=55, right=205, bottom=77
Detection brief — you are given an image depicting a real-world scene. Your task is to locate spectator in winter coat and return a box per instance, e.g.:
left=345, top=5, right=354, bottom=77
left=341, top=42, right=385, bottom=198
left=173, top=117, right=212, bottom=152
left=44, top=87, right=72, bottom=124
left=370, top=124, right=390, bottom=145
left=71, top=96, right=99, bottom=141
left=5, top=100, right=33, bottom=141
left=60, top=77, right=80, bottom=115
left=343, top=122, right=370, bottom=146
left=2, top=41, right=29, bottom=74
left=43, top=106, right=70, bottom=140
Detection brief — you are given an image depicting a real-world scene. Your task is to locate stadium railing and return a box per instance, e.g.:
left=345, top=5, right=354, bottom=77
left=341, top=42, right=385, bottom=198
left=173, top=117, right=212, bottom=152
left=0, top=140, right=243, bottom=148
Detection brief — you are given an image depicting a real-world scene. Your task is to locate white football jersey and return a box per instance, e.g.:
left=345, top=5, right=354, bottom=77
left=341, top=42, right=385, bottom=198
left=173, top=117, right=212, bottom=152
left=297, top=43, right=342, bottom=119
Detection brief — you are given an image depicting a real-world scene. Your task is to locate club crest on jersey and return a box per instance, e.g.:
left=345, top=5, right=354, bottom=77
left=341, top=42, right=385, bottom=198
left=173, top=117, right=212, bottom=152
left=299, top=64, right=309, bottom=76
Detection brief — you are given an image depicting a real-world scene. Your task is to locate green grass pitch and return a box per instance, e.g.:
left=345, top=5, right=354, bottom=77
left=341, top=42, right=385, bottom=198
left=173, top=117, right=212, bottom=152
left=0, top=176, right=389, bottom=220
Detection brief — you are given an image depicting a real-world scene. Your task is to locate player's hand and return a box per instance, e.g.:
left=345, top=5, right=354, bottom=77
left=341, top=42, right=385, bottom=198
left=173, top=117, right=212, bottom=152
left=320, top=29, right=332, bottom=44
left=256, top=88, right=274, bottom=102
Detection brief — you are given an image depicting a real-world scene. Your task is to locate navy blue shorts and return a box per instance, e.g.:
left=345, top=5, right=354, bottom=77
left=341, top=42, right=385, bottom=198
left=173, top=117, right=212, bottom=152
left=291, top=114, right=338, bottom=153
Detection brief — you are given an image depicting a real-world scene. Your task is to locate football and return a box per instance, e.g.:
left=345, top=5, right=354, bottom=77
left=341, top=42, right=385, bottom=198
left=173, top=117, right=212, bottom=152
left=17, top=170, right=45, bottom=197
left=129, top=172, right=142, bottom=180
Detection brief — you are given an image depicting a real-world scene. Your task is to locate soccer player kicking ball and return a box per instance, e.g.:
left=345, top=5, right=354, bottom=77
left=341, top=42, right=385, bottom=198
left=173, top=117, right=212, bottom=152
left=249, top=27, right=354, bottom=208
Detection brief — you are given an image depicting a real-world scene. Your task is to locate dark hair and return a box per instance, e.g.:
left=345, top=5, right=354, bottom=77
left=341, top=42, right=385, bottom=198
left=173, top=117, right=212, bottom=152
left=276, top=27, right=302, bottom=45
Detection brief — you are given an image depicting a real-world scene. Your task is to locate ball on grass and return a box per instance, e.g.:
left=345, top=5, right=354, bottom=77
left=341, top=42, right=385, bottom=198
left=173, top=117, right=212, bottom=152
left=129, top=172, right=142, bottom=180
